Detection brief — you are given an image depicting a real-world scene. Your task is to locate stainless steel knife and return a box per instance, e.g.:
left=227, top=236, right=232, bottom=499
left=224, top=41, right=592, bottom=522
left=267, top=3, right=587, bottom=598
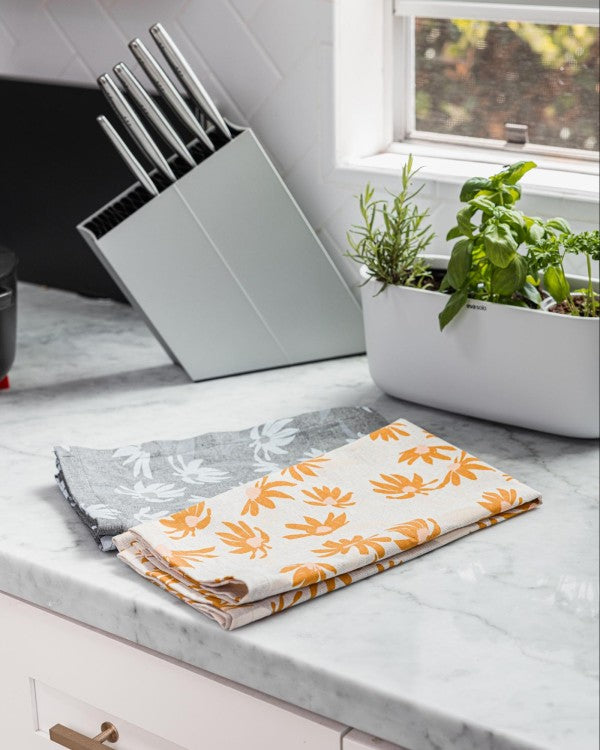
left=97, top=73, right=176, bottom=183
left=113, top=62, right=196, bottom=168
left=149, top=22, right=231, bottom=140
left=97, top=115, right=159, bottom=197
left=128, top=38, right=214, bottom=152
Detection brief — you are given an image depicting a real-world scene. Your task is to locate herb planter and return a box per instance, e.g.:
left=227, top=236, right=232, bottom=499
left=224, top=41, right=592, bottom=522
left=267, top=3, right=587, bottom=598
left=361, top=255, right=599, bottom=438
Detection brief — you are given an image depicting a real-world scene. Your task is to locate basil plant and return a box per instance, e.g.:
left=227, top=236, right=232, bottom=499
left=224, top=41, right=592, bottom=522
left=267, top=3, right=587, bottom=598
left=439, top=161, right=552, bottom=330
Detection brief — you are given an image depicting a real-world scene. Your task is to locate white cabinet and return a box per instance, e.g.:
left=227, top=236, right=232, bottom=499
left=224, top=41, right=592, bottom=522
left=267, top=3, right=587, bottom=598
left=0, top=592, right=347, bottom=750
left=0, top=592, right=407, bottom=750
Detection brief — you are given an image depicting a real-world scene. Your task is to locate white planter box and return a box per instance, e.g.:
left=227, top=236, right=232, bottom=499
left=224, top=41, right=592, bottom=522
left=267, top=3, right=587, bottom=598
left=361, top=256, right=599, bottom=438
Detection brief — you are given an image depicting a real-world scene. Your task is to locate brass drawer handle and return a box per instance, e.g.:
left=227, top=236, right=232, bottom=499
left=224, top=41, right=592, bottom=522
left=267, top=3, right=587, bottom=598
left=49, top=721, right=119, bottom=749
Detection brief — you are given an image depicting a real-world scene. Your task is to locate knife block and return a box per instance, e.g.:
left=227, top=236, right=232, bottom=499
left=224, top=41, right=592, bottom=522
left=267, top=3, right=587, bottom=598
left=78, top=126, right=364, bottom=381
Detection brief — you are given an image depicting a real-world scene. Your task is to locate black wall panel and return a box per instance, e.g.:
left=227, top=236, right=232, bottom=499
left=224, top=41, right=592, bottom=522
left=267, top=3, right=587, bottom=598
left=0, top=78, right=133, bottom=300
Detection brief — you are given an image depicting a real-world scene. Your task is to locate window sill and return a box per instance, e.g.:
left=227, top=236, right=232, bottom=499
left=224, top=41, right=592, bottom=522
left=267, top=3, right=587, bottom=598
left=338, top=140, right=599, bottom=203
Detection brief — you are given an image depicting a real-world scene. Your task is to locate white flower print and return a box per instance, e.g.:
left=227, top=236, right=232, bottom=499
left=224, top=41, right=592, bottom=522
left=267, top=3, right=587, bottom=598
left=345, top=431, right=365, bottom=444
left=133, top=506, right=171, bottom=523
left=303, top=447, right=324, bottom=459
left=115, top=481, right=185, bottom=503
left=112, top=445, right=153, bottom=479
left=83, top=503, right=121, bottom=520
left=249, top=418, right=298, bottom=461
left=167, top=456, right=229, bottom=484
left=253, top=456, right=281, bottom=474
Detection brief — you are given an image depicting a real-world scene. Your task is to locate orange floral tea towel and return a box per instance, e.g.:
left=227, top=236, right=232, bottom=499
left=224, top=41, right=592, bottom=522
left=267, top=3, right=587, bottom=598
left=115, top=419, right=541, bottom=629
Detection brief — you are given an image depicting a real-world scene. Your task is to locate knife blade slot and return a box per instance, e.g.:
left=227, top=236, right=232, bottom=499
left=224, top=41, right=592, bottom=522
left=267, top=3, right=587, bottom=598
left=84, top=127, right=241, bottom=239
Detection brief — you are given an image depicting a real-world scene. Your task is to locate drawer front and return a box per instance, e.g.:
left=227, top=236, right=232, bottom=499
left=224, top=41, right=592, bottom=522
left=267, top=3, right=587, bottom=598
left=34, top=681, right=185, bottom=750
left=0, top=593, right=346, bottom=750
left=343, top=729, right=407, bottom=750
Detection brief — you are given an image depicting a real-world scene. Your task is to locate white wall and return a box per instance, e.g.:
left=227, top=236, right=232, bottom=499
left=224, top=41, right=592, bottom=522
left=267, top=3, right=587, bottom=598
left=0, top=0, right=597, bottom=288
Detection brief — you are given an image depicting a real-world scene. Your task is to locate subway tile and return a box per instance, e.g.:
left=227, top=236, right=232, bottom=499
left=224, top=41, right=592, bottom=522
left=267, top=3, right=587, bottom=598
left=45, top=0, right=131, bottom=78
left=250, top=48, right=319, bottom=173
left=317, top=226, right=362, bottom=300
left=58, top=54, right=96, bottom=85
left=178, top=0, right=281, bottom=117
left=105, top=0, right=187, bottom=41
left=248, top=0, right=331, bottom=74
left=0, top=19, right=16, bottom=71
left=230, top=0, right=266, bottom=22
left=285, top=143, right=350, bottom=229
left=0, top=0, right=75, bottom=80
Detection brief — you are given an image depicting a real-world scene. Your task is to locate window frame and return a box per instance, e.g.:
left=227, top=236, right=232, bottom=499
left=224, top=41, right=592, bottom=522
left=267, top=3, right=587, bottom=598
left=392, top=1, right=600, bottom=164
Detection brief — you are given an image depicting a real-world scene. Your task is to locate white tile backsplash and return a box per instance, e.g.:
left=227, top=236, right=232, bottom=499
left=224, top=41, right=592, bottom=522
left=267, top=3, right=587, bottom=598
left=250, top=47, right=319, bottom=174
left=179, top=0, right=281, bottom=117
left=0, top=0, right=596, bottom=285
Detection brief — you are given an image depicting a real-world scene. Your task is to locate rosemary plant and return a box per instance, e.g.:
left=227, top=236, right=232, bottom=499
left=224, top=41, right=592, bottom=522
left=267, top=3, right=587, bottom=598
left=347, top=156, right=435, bottom=293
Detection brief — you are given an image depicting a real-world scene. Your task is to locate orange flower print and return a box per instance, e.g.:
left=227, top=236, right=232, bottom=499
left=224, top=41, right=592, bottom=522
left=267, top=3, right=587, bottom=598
left=282, top=455, right=329, bottom=481
left=477, top=499, right=538, bottom=528
left=241, top=476, right=295, bottom=516
left=284, top=511, right=348, bottom=539
left=302, top=485, right=355, bottom=508
left=388, top=518, right=441, bottom=551
left=313, top=534, right=391, bottom=560
left=437, top=451, right=492, bottom=488
left=478, top=487, right=522, bottom=514
left=217, top=521, right=271, bottom=559
left=398, top=442, right=455, bottom=465
left=279, top=562, right=338, bottom=587
left=369, top=422, right=410, bottom=441
left=270, top=590, right=303, bottom=613
left=154, top=545, right=217, bottom=568
left=159, top=501, right=211, bottom=539
left=146, top=567, right=180, bottom=592
left=370, top=473, right=437, bottom=500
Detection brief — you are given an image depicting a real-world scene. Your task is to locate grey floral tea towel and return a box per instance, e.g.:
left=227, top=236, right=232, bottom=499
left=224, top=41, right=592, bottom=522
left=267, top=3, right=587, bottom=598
left=55, top=406, right=387, bottom=552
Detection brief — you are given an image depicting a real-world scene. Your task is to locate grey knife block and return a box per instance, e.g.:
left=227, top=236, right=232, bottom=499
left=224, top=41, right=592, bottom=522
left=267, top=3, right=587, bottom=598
left=78, top=126, right=364, bottom=381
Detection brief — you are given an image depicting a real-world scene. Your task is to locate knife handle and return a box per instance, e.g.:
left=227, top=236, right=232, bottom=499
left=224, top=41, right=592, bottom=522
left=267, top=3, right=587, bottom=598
left=113, top=62, right=196, bottom=168
left=97, top=116, right=159, bottom=197
left=149, top=22, right=231, bottom=140
left=98, top=73, right=176, bottom=182
left=128, top=38, right=214, bottom=153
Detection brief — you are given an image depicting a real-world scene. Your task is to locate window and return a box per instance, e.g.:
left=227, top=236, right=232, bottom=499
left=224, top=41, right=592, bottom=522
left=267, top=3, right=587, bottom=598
left=393, top=1, right=600, bottom=160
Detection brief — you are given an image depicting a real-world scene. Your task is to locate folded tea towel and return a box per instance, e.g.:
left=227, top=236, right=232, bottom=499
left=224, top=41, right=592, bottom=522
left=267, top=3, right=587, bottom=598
left=115, top=419, right=542, bottom=629
left=55, top=407, right=387, bottom=551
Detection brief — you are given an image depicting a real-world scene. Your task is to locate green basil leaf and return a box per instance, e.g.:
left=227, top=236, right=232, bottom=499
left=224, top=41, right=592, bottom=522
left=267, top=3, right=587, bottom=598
left=470, top=196, right=495, bottom=213
left=501, top=208, right=526, bottom=228
left=491, top=254, right=527, bottom=296
left=496, top=160, right=537, bottom=185
left=446, top=239, right=473, bottom=289
left=546, top=217, right=571, bottom=235
left=446, top=225, right=463, bottom=241
left=544, top=266, right=571, bottom=303
left=439, top=288, right=468, bottom=331
left=483, top=223, right=518, bottom=268
left=498, top=185, right=521, bottom=204
left=460, top=177, right=494, bottom=202
left=456, top=205, right=476, bottom=237
left=521, top=280, right=543, bottom=307
left=528, top=222, right=546, bottom=245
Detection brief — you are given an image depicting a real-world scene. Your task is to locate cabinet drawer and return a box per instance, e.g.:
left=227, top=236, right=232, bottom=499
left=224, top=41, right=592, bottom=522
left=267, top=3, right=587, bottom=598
left=34, top=680, right=185, bottom=750
left=0, top=593, right=346, bottom=750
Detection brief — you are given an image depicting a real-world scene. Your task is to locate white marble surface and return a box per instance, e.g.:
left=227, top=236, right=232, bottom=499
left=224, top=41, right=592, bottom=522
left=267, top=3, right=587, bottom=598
left=0, top=283, right=598, bottom=750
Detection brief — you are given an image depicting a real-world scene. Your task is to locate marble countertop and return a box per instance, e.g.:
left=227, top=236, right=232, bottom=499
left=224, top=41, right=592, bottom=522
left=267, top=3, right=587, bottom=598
left=1, top=283, right=598, bottom=750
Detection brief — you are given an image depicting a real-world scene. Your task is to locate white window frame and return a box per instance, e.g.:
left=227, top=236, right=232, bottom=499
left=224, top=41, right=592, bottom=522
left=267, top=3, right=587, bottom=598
left=393, top=1, right=600, bottom=164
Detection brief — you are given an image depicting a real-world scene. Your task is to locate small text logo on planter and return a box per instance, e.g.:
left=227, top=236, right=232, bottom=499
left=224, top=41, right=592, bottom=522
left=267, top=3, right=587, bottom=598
left=466, top=303, right=487, bottom=311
